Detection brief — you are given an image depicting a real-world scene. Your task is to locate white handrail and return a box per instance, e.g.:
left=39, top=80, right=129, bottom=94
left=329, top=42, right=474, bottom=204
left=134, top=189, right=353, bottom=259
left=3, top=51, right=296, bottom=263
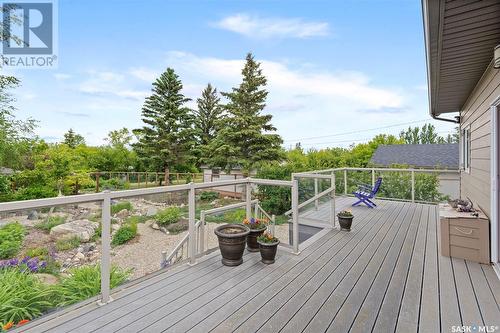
left=284, top=186, right=334, bottom=216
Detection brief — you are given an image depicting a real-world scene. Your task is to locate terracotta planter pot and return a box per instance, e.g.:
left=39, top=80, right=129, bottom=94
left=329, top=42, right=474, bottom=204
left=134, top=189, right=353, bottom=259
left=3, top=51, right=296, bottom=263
left=337, top=214, right=353, bottom=231
left=215, top=224, right=250, bottom=266
left=246, top=226, right=267, bottom=252
left=258, top=240, right=280, bottom=264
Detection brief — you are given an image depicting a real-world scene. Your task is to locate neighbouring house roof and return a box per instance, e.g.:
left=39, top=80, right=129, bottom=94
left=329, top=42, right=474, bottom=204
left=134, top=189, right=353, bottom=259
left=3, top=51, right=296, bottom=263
left=422, top=0, right=500, bottom=117
left=0, top=167, right=14, bottom=175
left=370, top=144, right=459, bottom=169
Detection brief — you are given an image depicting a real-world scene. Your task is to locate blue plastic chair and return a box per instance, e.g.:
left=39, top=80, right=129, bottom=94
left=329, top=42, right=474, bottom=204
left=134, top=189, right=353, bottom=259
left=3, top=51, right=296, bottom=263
left=352, top=177, right=382, bottom=208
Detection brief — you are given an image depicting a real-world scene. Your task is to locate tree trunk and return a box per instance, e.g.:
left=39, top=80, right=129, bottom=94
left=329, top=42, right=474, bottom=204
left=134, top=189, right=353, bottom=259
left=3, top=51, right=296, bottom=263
left=164, top=167, right=169, bottom=186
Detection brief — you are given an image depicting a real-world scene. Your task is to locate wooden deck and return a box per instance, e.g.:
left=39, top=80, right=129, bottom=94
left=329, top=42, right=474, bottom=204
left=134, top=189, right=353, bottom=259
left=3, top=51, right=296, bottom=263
left=17, top=198, right=500, bottom=333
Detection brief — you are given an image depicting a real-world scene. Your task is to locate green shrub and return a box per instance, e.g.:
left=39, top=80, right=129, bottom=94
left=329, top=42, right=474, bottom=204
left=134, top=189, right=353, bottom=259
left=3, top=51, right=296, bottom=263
left=256, top=164, right=293, bottom=215
left=12, top=185, right=57, bottom=201
left=126, top=215, right=149, bottom=224
left=25, top=247, right=49, bottom=258
left=225, top=209, right=246, bottom=223
left=53, top=264, right=130, bottom=306
left=111, top=201, right=132, bottom=215
left=112, top=223, right=137, bottom=246
left=0, top=175, right=11, bottom=195
left=0, top=223, right=25, bottom=259
left=55, top=237, right=80, bottom=252
left=34, top=216, right=66, bottom=232
left=0, top=269, right=58, bottom=324
left=155, top=207, right=181, bottom=226
left=100, top=178, right=130, bottom=191
left=200, top=191, right=219, bottom=202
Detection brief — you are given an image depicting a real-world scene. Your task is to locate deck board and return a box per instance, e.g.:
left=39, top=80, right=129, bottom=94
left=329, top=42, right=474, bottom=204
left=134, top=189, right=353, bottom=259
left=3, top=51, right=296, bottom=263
left=16, top=198, right=500, bottom=333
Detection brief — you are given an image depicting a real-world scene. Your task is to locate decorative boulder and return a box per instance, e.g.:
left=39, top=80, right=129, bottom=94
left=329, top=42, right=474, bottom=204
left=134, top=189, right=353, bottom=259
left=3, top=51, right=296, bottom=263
left=28, top=210, right=39, bottom=220
left=50, top=219, right=98, bottom=242
left=115, top=209, right=129, bottom=219
left=146, top=207, right=158, bottom=217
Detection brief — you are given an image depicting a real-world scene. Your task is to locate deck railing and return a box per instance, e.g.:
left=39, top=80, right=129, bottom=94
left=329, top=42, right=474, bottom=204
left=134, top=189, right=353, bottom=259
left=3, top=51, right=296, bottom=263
left=0, top=177, right=294, bottom=305
left=0, top=166, right=458, bottom=305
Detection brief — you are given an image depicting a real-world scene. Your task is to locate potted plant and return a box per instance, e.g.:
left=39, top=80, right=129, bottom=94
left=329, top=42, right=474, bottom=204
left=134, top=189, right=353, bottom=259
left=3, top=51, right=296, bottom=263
left=214, top=224, right=250, bottom=266
left=257, top=232, right=280, bottom=264
left=337, top=210, right=354, bottom=230
left=243, top=217, right=268, bottom=252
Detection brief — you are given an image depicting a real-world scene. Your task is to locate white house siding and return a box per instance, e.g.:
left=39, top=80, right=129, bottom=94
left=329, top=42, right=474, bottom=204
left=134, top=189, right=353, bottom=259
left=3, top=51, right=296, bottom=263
left=459, top=63, right=500, bottom=218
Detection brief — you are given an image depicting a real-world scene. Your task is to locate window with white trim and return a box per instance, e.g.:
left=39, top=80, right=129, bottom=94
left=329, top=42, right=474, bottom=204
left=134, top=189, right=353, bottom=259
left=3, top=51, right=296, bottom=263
left=461, top=127, right=471, bottom=172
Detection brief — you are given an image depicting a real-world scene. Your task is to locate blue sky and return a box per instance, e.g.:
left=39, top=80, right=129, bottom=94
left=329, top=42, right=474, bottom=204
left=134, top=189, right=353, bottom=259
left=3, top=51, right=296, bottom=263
left=5, top=0, right=456, bottom=147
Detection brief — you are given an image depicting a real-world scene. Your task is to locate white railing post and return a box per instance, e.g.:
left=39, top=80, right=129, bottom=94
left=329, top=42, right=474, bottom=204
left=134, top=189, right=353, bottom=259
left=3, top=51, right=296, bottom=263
left=99, top=190, right=112, bottom=305
left=314, top=178, right=319, bottom=211
left=292, top=177, right=300, bottom=254
left=271, top=214, right=276, bottom=235
left=344, top=169, right=348, bottom=195
left=254, top=200, right=259, bottom=218
left=188, top=182, right=196, bottom=265
left=330, top=172, right=336, bottom=228
left=372, top=168, right=375, bottom=188
left=199, top=211, right=205, bottom=253
left=246, top=178, right=252, bottom=219
left=411, top=170, right=415, bottom=203
left=161, top=250, right=167, bottom=268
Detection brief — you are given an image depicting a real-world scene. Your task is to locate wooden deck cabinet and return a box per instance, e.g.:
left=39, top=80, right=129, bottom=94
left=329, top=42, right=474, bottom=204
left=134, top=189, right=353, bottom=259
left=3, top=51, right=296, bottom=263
left=439, top=204, right=490, bottom=264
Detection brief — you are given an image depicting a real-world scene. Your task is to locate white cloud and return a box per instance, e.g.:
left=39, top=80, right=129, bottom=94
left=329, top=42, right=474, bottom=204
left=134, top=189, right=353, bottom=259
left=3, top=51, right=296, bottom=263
left=129, top=68, right=158, bottom=82
left=54, top=73, right=72, bottom=81
left=78, top=71, right=149, bottom=101
left=214, top=14, right=330, bottom=39
left=164, top=51, right=403, bottom=109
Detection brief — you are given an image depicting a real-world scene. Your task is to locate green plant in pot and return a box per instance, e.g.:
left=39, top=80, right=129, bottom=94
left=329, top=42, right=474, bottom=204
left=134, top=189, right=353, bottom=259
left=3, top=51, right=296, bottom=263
left=243, top=217, right=268, bottom=252
left=214, top=224, right=250, bottom=266
left=337, top=210, right=354, bottom=231
left=257, top=232, right=279, bottom=264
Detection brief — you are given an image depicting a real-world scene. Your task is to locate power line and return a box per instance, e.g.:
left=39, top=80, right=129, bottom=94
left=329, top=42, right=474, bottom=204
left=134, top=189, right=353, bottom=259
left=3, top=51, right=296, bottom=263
left=297, top=130, right=457, bottom=147
left=283, top=119, right=432, bottom=143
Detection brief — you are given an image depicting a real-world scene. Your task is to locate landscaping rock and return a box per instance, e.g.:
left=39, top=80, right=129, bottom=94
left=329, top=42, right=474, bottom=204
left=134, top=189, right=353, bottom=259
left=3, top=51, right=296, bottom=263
left=28, top=210, right=39, bottom=220
left=146, top=207, right=158, bottom=217
left=79, top=243, right=96, bottom=253
left=50, top=219, right=98, bottom=242
left=112, top=224, right=120, bottom=232
left=115, top=209, right=129, bottom=219
left=34, top=273, right=59, bottom=285
left=151, top=222, right=160, bottom=230
left=74, top=252, right=85, bottom=261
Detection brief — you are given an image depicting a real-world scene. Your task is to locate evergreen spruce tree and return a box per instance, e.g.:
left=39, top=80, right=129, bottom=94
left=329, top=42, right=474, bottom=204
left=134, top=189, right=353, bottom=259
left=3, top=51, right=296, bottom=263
left=208, top=53, right=283, bottom=173
left=63, top=128, right=85, bottom=148
left=193, top=83, right=223, bottom=162
left=133, top=68, right=195, bottom=176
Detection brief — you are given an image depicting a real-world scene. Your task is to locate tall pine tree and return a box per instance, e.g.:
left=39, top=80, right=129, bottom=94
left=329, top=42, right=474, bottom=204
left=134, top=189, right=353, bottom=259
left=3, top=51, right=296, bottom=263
left=193, top=83, right=223, bottom=162
left=133, top=68, right=195, bottom=175
left=208, top=53, right=283, bottom=173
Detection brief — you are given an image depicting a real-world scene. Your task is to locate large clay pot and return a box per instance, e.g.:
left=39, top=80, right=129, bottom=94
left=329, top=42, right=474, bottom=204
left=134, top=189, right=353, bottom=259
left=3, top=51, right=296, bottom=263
left=214, top=224, right=250, bottom=266
left=337, top=214, right=354, bottom=231
left=258, top=239, right=280, bottom=264
left=246, top=226, right=267, bottom=252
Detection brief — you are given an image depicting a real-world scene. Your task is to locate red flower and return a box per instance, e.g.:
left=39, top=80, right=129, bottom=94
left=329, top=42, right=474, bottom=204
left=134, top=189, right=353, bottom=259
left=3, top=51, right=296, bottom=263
left=16, top=320, right=29, bottom=327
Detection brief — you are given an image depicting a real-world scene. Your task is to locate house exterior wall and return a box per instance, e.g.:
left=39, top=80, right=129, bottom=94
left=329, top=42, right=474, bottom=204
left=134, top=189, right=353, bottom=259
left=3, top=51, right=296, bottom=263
left=459, top=63, right=499, bottom=218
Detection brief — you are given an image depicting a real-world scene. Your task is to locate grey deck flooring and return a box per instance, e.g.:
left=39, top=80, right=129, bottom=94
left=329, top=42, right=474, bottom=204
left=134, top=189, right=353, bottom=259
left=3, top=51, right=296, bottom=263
left=18, top=199, right=500, bottom=333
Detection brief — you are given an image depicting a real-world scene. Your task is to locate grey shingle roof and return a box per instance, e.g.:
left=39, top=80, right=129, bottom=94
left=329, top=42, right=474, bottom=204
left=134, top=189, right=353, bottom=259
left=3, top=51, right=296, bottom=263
left=370, top=144, right=459, bottom=169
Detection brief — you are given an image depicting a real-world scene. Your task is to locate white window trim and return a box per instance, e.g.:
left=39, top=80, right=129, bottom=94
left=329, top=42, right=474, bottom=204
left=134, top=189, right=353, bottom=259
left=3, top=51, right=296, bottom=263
left=461, top=124, right=471, bottom=174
